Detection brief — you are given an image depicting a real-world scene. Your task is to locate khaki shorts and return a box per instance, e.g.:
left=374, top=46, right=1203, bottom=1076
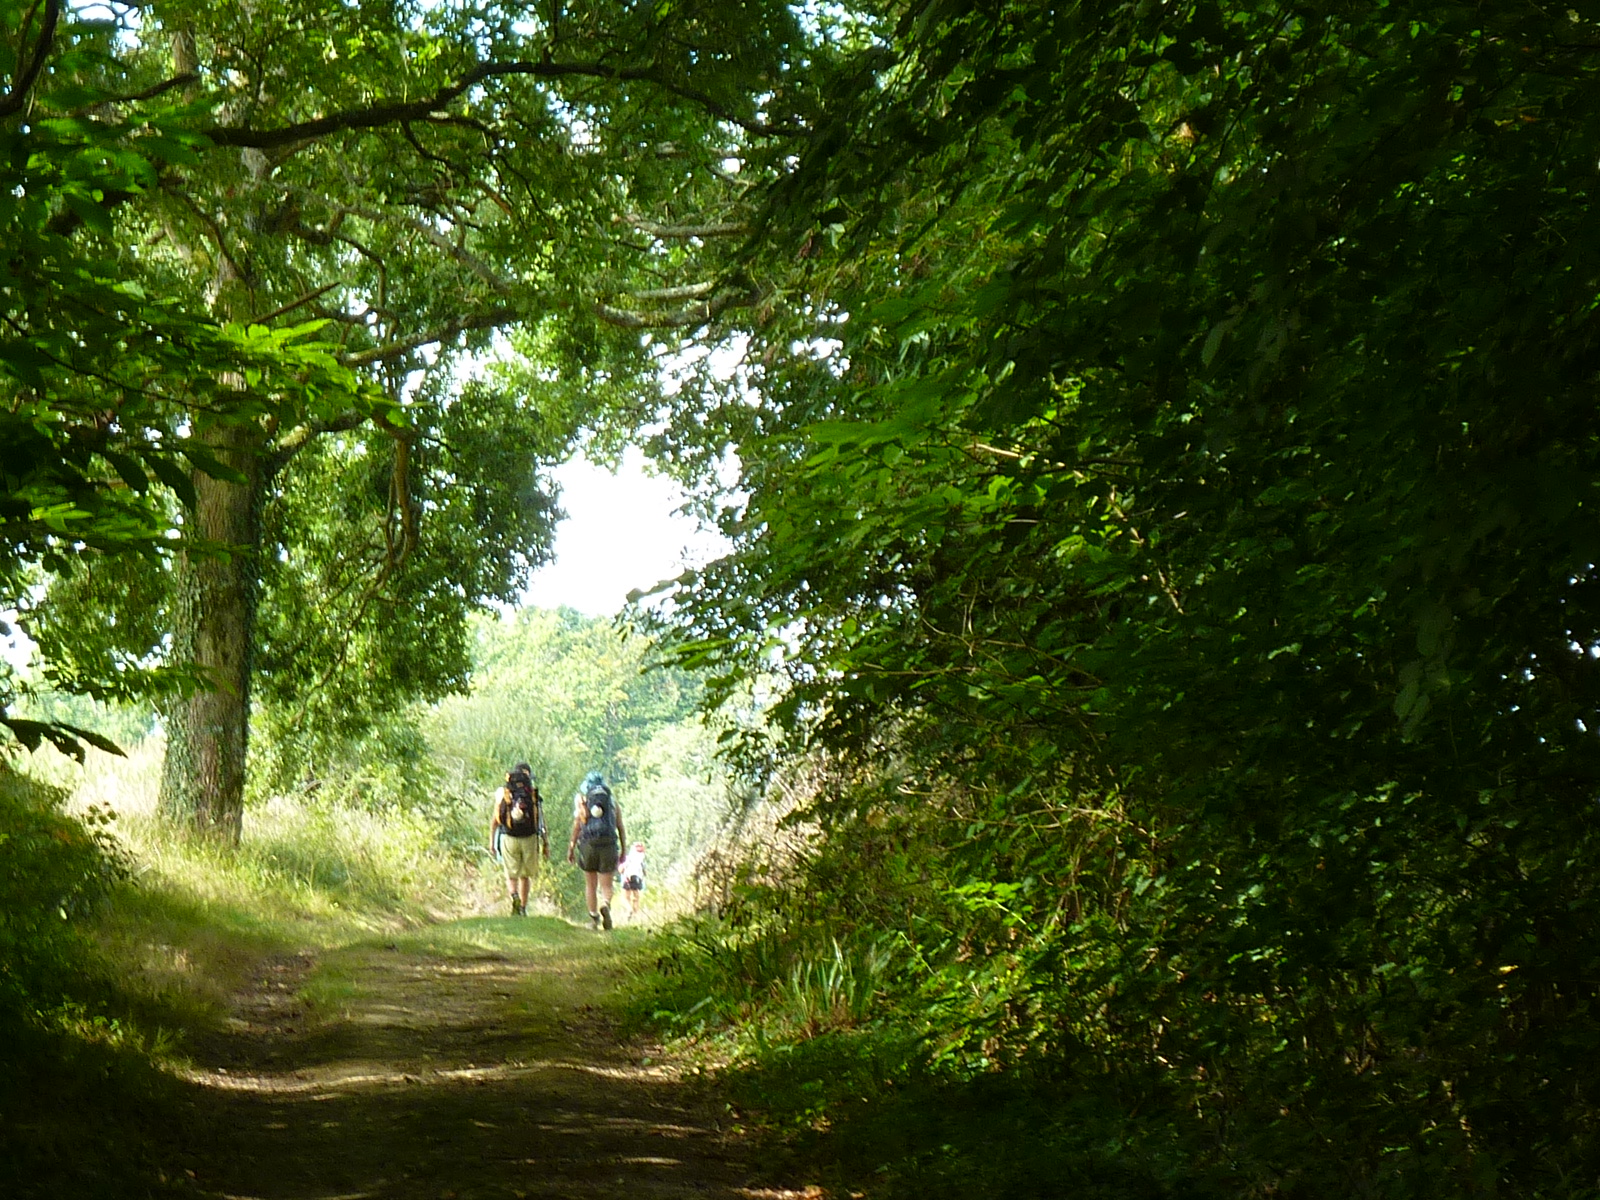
left=576, top=839, right=618, bottom=875
left=502, top=834, right=542, bottom=879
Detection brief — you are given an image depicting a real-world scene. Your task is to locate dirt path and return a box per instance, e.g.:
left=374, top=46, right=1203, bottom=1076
left=168, top=916, right=809, bottom=1200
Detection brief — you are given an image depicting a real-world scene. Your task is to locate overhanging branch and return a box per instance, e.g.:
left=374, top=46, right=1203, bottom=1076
left=0, top=0, right=60, bottom=120
left=595, top=284, right=760, bottom=329
left=202, top=59, right=806, bottom=149
left=629, top=281, right=717, bottom=302
left=623, top=213, right=748, bottom=240
left=265, top=305, right=519, bottom=476
left=349, top=205, right=512, bottom=294
left=342, top=307, right=518, bottom=368
left=97, top=71, right=201, bottom=108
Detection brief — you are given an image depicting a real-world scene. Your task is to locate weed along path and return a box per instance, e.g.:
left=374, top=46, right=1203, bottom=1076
left=171, top=916, right=805, bottom=1200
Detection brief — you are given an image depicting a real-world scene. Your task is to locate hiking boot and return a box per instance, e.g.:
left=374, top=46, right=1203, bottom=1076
left=600, top=903, right=613, bottom=931
left=509, top=895, right=520, bottom=916
left=589, top=912, right=600, bottom=931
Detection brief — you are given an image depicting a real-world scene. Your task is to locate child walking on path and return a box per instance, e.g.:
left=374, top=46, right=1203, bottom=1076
left=619, top=842, right=646, bottom=920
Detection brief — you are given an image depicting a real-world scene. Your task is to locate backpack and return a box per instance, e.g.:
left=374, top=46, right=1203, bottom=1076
left=623, top=851, right=645, bottom=884
left=500, top=774, right=541, bottom=838
left=579, top=784, right=617, bottom=843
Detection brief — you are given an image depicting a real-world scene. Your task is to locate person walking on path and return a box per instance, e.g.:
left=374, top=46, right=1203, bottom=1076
left=619, top=841, right=646, bottom=921
left=490, top=763, right=547, bottom=916
left=567, top=771, right=625, bottom=931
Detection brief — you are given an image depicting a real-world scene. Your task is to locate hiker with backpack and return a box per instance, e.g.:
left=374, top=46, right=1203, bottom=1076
left=566, top=770, right=626, bottom=931
left=490, top=762, right=547, bottom=916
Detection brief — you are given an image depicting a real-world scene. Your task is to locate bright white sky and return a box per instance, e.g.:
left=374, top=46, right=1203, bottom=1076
left=521, top=446, right=728, bottom=616
left=0, top=446, right=725, bottom=672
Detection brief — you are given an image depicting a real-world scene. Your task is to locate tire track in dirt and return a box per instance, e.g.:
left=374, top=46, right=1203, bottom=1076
left=169, top=919, right=812, bottom=1200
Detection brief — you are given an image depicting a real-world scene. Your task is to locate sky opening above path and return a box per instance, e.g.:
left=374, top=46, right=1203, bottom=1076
left=521, top=446, right=729, bottom=617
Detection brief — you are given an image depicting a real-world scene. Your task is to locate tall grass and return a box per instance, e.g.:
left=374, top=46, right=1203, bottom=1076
left=55, top=736, right=474, bottom=924
left=5, top=734, right=517, bottom=1033
left=647, top=904, right=904, bottom=1050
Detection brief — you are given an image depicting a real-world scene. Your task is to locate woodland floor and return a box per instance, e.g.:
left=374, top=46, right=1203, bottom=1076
left=161, top=916, right=811, bottom=1200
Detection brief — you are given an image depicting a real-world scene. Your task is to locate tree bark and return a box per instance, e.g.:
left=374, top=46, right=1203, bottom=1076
left=155, top=24, right=266, bottom=842
left=158, top=420, right=264, bottom=843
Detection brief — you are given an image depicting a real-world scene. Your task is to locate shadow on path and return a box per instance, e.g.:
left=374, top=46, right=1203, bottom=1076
left=169, top=917, right=810, bottom=1200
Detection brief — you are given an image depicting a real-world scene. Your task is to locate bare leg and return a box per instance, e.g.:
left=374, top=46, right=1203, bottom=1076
left=584, top=872, right=600, bottom=914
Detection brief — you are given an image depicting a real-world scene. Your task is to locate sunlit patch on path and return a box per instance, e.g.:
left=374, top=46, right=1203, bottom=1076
left=167, top=920, right=803, bottom=1200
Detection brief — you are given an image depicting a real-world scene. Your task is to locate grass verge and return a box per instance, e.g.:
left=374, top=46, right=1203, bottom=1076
left=1, top=738, right=497, bottom=1198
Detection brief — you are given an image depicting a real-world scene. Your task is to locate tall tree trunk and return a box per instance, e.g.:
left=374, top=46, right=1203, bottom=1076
left=156, top=23, right=268, bottom=841
left=158, top=420, right=264, bottom=843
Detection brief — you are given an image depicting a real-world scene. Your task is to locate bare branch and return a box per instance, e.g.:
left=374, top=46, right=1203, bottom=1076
left=628, top=281, right=717, bottom=302
left=253, top=280, right=344, bottom=325
left=99, top=71, right=201, bottom=107
left=265, top=395, right=424, bottom=477
left=266, top=410, right=367, bottom=475
left=0, top=0, right=59, bottom=120
left=167, top=187, right=250, bottom=286
left=623, top=213, right=748, bottom=240
left=349, top=205, right=513, bottom=294
left=708, top=162, right=756, bottom=190
left=399, top=119, right=458, bottom=173
left=342, top=306, right=518, bottom=367
left=202, top=59, right=806, bottom=150
left=595, top=285, right=759, bottom=329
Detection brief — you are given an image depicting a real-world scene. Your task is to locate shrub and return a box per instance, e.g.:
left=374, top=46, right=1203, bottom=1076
left=0, top=763, right=126, bottom=1041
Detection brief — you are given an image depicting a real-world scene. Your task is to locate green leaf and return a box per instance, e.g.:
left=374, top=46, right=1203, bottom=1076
left=178, top=444, right=248, bottom=485
left=63, top=191, right=114, bottom=237
left=0, top=340, right=51, bottom=388
left=56, top=722, right=126, bottom=758
left=145, top=455, right=197, bottom=508
left=103, top=450, right=149, bottom=493
left=136, top=133, right=204, bottom=168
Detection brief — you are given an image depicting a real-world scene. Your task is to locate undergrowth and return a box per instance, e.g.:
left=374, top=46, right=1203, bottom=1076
left=638, top=777, right=1599, bottom=1200
left=639, top=886, right=1224, bottom=1200
left=0, top=759, right=192, bottom=1198
left=644, top=777, right=1600, bottom=1200
left=2, top=736, right=494, bottom=1197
